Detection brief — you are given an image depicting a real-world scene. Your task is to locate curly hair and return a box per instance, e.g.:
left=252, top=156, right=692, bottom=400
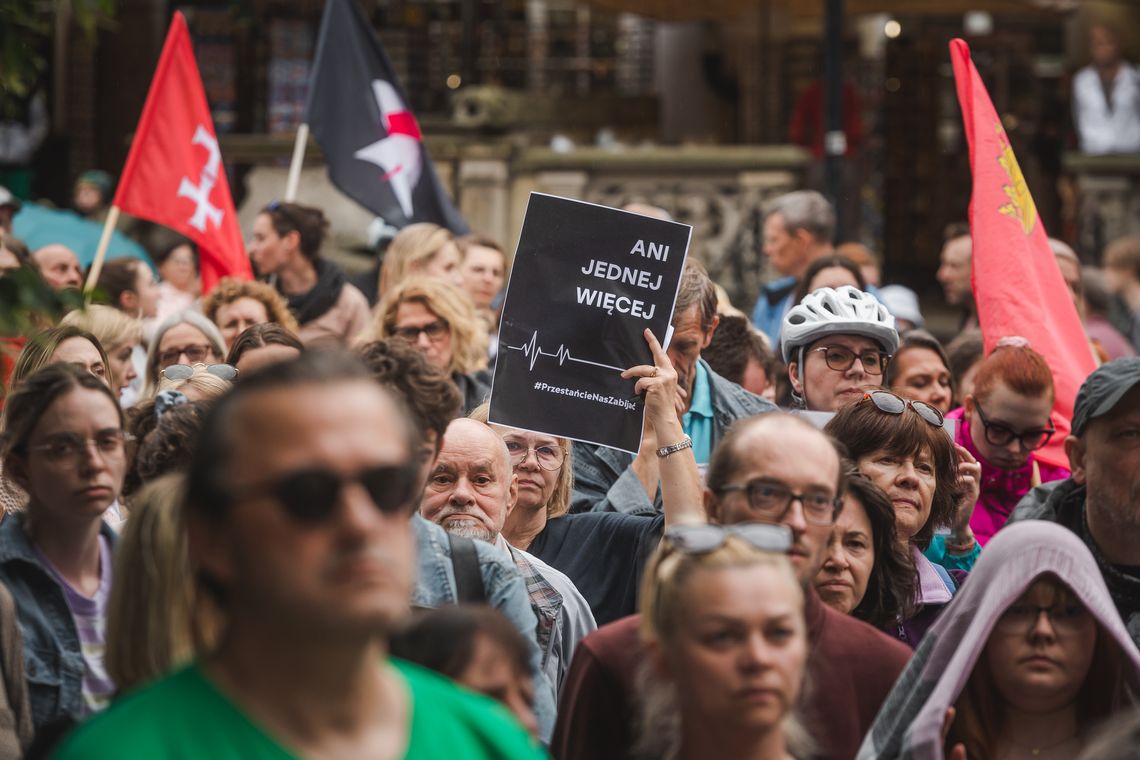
left=371, top=277, right=488, bottom=375
left=824, top=398, right=964, bottom=551
left=125, top=401, right=213, bottom=500
left=200, top=277, right=300, bottom=337
left=357, top=339, right=462, bottom=444
left=843, top=474, right=916, bottom=629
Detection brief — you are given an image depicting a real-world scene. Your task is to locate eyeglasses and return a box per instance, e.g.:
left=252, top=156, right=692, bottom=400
left=994, top=600, right=1090, bottom=637
left=157, top=344, right=214, bottom=368
left=162, top=363, right=239, bottom=382
left=230, top=462, right=421, bottom=525
left=27, top=430, right=134, bottom=464
left=974, top=403, right=1055, bottom=451
left=862, top=390, right=945, bottom=428
left=715, top=478, right=841, bottom=526
left=504, top=439, right=566, bottom=471
left=809, top=345, right=890, bottom=376
left=392, top=320, right=449, bottom=343
left=664, top=523, right=794, bottom=554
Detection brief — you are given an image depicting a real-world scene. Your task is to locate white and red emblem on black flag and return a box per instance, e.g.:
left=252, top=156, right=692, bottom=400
left=304, top=0, right=468, bottom=233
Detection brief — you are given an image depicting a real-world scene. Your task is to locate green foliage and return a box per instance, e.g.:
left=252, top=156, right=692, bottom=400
left=0, top=265, right=85, bottom=337
left=0, top=0, right=115, bottom=116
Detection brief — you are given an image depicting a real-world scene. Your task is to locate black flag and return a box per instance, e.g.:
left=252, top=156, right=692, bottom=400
left=304, top=0, right=468, bottom=233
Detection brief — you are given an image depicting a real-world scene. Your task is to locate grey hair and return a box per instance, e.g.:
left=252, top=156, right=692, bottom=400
left=144, top=310, right=227, bottom=397
left=766, top=190, right=836, bottom=245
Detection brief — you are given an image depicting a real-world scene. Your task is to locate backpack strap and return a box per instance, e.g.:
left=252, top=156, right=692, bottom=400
left=448, top=533, right=487, bottom=604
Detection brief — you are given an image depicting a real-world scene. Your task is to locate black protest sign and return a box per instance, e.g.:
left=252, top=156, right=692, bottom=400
left=489, top=193, right=691, bottom=454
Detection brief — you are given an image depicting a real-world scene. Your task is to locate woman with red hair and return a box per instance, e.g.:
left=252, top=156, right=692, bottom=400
left=948, top=338, right=1069, bottom=548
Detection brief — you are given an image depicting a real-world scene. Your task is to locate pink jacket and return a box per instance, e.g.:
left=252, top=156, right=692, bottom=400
left=947, top=407, right=1070, bottom=546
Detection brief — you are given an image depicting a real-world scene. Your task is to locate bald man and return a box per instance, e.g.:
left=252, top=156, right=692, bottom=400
left=32, top=244, right=82, bottom=291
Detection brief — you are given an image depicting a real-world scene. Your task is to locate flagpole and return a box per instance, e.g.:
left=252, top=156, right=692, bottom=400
left=84, top=205, right=122, bottom=299
left=284, top=123, right=309, bottom=202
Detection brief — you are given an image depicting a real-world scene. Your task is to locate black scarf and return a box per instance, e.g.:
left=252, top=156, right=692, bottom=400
left=281, top=259, right=346, bottom=326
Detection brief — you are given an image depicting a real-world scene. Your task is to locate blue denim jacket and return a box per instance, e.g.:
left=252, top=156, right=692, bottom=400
left=570, top=360, right=777, bottom=516
left=410, top=515, right=556, bottom=742
left=0, top=514, right=117, bottom=731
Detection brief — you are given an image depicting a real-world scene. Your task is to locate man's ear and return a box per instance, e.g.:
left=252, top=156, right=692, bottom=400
left=704, top=487, right=722, bottom=524
left=700, top=315, right=720, bottom=349
left=788, top=361, right=803, bottom=397
left=1064, top=435, right=1086, bottom=484
left=187, top=511, right=235, bottom=594
left=505, top=472, right=519, bottom=515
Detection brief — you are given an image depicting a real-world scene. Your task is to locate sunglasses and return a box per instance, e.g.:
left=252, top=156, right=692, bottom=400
left=664, top=523, right=793, bottom=555
left=862, top=390, right=945, bottom=428
left=230, top=462, right=421, bottom=525
left=391, top=320, right=449, bottom=343
left=974, top=402, right=1055, bottom=451
left=162, top=363, right=239, bottom=382
left=157, top=344, right=214, bottom=367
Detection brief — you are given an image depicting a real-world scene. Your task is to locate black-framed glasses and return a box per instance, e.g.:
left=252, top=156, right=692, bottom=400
left=810, top=345, right=890, bottom=376
left=664, top=523, right=794, bottom=555
left=974, top=403, right=1055, bottom=451
left=503, top=439, right=566, bottom=471
left=993, top=600, right=1090, bottom=637
left=715, top=478, right=841, bottom=526
left=230, top=461, right=421, bottom=525
left=862, top=390, right=945, bottom=428
left=27, top=430, right=134, bottom=464
left=392, top=320, right=449, bottom=342
left=157, top=344, right=214, bottom=368
left=162, top=363, right=239, bottom=382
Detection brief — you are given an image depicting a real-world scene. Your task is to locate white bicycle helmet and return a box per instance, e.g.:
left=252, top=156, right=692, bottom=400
left=781, top=286, right=899, bottom=363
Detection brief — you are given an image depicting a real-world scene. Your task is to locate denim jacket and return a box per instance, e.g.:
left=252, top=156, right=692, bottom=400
left=570, top=360, right=776, bottom=516
left=0, top=514, right=117, bottom=731
left=410, top=515, right=557, bottom=741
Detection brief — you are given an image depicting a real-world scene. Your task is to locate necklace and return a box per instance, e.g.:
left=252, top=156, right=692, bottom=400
left=1005, top=733, right=1079, bottom=758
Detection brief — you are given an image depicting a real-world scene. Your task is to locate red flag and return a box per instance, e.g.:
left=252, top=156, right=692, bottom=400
left=113, top=13, right=251, bottom=293
left=950, top=39, right=1095, bottom=469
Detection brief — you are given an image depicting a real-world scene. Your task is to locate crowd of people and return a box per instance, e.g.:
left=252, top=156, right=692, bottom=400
left=2, top=178, right=1140, bottom=760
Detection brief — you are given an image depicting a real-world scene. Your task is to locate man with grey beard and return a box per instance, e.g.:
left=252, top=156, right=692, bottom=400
left=420, top=418, right=596, bottom=693
left=1011, top=357, right=1140, bottom=644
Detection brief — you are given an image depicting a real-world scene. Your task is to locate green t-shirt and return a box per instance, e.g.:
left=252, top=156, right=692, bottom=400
left=54, top=659, right=546, bottom=759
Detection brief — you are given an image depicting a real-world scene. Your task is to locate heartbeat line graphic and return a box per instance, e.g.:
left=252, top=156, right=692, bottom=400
left=507, top=331, right=626, bottom=373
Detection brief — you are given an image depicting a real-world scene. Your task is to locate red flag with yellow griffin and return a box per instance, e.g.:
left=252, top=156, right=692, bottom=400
left=949, top=38, right=1095, bottom=469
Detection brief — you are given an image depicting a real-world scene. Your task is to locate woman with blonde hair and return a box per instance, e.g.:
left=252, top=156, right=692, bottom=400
left=61, top=305, right=143, bottom=403
left=372, top=277, right=490, bottom=412
left=638, top=523, right=810, bottom=760
left=105, top=473, right=206, bottom=693
left=199, top=277, right=300, bottom=350
left=377, top=222, right=463, bottom=301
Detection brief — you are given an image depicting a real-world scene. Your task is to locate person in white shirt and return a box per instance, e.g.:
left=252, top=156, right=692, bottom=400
left=1073, top=23, right=1140, bottom=155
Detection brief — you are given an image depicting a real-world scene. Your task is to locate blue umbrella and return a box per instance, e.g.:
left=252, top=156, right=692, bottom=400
left=11, top=202, right=153, bottom=270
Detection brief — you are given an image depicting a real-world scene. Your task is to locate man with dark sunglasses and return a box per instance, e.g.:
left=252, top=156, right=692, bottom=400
left=1011, top=358, right=1140, bottom=648
left=56, top=352, right=543, bottom=758
left=781, top=285, right=900, bottom=412
left=554, top=412, right=910, bottom=760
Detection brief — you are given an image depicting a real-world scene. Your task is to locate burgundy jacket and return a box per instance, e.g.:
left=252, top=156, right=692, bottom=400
left=552, top=589, right=912, bottom=760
